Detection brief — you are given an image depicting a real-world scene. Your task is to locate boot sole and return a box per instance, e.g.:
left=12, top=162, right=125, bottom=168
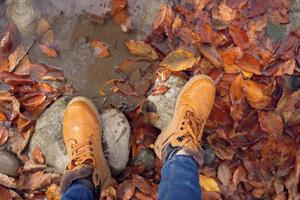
left=67, top=96, right=111, bottom=189
left=155, top=75, right=215, bottom=160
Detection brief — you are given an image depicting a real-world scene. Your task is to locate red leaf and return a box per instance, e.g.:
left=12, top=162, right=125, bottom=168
left=0, top=71, right=35, bottom=86
left=0, top=123, right=8, bottom=146
left=151, top=85, right=169, bottom=96
left=31, top=145, right=45, bottom=164
left=0, top=185, right=12, bottom=200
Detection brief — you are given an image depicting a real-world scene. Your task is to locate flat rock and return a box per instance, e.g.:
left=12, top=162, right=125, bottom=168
left=101, top=109, right=131, bottom=176
left=28, top=97, right=131, bottom=175
left=147, top=75, right=187, bottom=130
left=0, top=150, right=21, bottom=177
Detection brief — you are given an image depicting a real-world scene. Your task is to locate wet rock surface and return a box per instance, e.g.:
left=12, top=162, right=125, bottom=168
left=28, top=96, right=71, bottom=173
left=101, top=109, right=131, bottom=176
left=147, top=75, right=187, bottom=130
left=0, top=150, right=21, bottom=177
left=28, top=96, right=131, bottom=175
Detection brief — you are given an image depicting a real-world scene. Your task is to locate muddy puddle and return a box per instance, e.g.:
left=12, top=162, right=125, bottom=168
left=1, top=0, right=160, bottom=110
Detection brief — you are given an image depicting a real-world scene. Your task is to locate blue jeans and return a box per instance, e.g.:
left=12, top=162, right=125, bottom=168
left=61, top=155, right=201, bottom=200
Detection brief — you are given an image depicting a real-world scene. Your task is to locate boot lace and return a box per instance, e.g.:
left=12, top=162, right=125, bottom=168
left=70, top=139, right=94, bottom=167
left=177, top=110, right=205, bottom=143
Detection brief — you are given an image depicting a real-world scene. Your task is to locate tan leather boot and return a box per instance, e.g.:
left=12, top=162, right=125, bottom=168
left=61, top=97, right=110, bottom=193
left=154, top=75, right=215, bottom=165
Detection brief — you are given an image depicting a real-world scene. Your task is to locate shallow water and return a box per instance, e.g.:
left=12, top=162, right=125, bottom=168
left=2, top=0, right=157, bottom=110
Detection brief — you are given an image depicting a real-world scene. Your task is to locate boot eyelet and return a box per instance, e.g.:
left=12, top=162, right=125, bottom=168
left=180, top=127, right=184, bottom=130
left=177, top=136, right=184, bottom=142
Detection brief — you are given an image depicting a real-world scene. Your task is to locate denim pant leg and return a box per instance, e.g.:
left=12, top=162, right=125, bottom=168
left=158, top=155, right=201, bottom=200
left=61, top=179, right=99, bottom=200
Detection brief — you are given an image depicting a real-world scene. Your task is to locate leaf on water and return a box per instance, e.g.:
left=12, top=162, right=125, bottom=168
left=229, top=26, right=250, bottom=50
left=267, top=21, right=287, bottom=42
left=90, top=40, right=111, bottom=58
left=160, top=48, right=197, bottom=71
left=259, top=111, right=283, bottom=136
left=31, top=145, right=45, bottom=164
left=151, top=85, right=170, bottom=96
left=200, top=175, right=220, bottom=192
left=38, top=43, right=58, bottom=58
left=125, top=40, right=158, bottom=61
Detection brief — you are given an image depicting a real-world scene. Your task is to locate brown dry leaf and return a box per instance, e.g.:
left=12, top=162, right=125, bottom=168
left=111, top=0, right=128, bottom=25
left=221, top=47, right=244, bottom=73
left=46, top=184, right=60, bottom=200
left=151, top=85, right=169, bottom=96
left=200, top=175, right=220, bottom=192
left=19, top=171, right=60, bottom=191
left=31, top=145, right=45, bottom=164
left=160, top=48, right=198, bottom=71
left=132, top=175, right=152, bottom=195
left=217, top=162, right=232, bottom=186
left=0, top=173, right=18, bottom=189
left=0, top=185, right=12, bottom=200
left=125, top=40, right=158, bottom=61
left=274, top=59, right=296, bottom=76
left=207, top=134, right=236, bottom=160
left=90, top=40, right=111, bottom=58
left=8, top=46, right=26, bottom=72
left=196, top=23, right=214, bottom=43
left=0, top=22, right=15, bottom=54
left=242, top=79, right=272, bottom=109
left=0, top=124, right=9, bottom=146
left=212, top=2, right=236, bottom=22
left=198, top=45, right=222, bottom=67
left=153, top=3, right=173, bottom=30
left=232, top=165, right=246, bottom=191
left=0, top=58, right=9, bottom=73
left=38, top=43, right=58, bottom=58
left=11, top=126, right=34, bottom=156
left=230, top=75, right=244, bottom=105
left=17, top=114, right=32, bottom=132
left=21, top=93, right=46, bottom=111
left=14, top=55, right=31, bottom=76
left=229, top=26, right=250, bottom=50
left=259, top=111, right=284, bottom=136
left=236, top=54, right=261, bottom=75
left=19, top=160, right=46, bottom=173
left=178, top=27, right=201, bottom=45
left=116, top=180, right=136, bottom=200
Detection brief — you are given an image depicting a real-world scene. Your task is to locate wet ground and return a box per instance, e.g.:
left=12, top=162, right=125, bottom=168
left=1, top=0, right=164, bottom=110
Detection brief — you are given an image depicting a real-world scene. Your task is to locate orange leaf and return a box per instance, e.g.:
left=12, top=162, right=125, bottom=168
left=38, top=43, right=58, bottom=58
left=0, top=185, right=12, bottom=200
left=197, top=23, right=214, bottom=43
left=242, top=79, right=272, bottom=109
left=90, top=40, right=111, bottom=58
left=230, top=75, right=244, bottom=105
left=151, top=85, right=169, bottom=96
left=236, top=54, right=261, bottom=75
left=229, top=26, right=250, bottom=50
left=259, top=111, right=283, bottom=136
left=21, top=93, right=46, bottom=111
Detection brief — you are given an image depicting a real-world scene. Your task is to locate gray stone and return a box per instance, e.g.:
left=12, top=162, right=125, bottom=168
left=0, top=150, right=21, bottom=177
left=28, top=97, right=131, bottom=175
left=290, top=0, right=300, bottom=30
left=132, top=148, right=155, bottom=170
left=128, top=0, right=166, bottom=38
left=101, top=109, right=131, bottom=176
left=147, top=75, right=187, bottom=130
left=28, top=96, right=71, bottom=174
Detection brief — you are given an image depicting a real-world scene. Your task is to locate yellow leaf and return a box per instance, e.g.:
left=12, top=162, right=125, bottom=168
left=125, top=40, right=158, bottom=61
left=199, top=175, right=220, bottom=192
left=242, top=70, right=253, bottom=78
left=160, top=48, right=198, bottom=71
left=46, top=184, right=60, bottom=200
